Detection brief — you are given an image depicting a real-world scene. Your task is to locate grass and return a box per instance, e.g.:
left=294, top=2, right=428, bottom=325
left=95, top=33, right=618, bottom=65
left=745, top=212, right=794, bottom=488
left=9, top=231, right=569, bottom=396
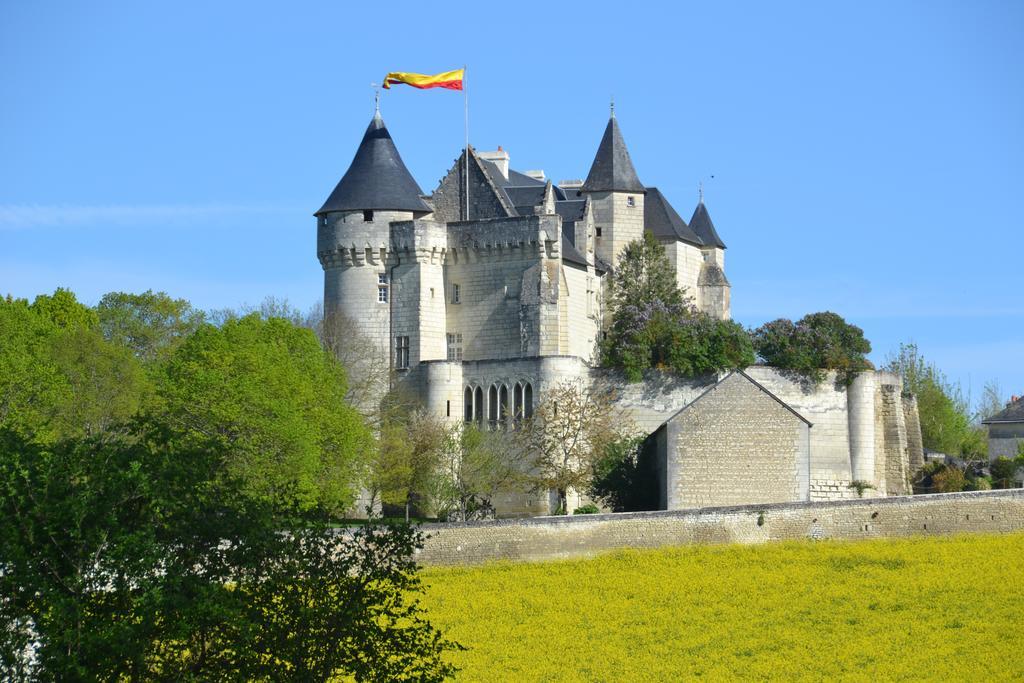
left=420, top=532, right=1024, bottom=681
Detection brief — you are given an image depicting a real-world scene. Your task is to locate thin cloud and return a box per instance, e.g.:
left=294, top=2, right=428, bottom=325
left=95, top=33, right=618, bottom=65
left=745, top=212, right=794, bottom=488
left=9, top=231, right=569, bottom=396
left=0, top=203, right=302, bottom=230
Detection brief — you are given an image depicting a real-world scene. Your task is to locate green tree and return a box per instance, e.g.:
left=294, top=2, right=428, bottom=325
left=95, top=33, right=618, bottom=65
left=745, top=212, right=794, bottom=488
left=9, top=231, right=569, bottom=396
left=751, top=311, right=872, bottom=386
left=0, top=296, right=69, bottom=440
left=885, top=343, right=977, bottom=458
left=96, top=289, right=205, bottom=363
left=159, top=313, right=371, bottom=513
left=28, top=288, right=98, bottom=330
left=432, top=422, right=528, bottom=521
left=370, top=404, right=450, bottom=521
left=589, top=433, right=655, bottom=512
left=0, top=426, right=460, bottom=681
left=602, top=233, right=754, bottom=381
left=0, top=292, right=149, bottom=442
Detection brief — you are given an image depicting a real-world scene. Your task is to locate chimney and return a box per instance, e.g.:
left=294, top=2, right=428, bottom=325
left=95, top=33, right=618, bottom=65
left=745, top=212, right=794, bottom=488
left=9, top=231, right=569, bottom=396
left=523, top=170, right=546, bottom=182
left=476, top=146, right=509, bottom=180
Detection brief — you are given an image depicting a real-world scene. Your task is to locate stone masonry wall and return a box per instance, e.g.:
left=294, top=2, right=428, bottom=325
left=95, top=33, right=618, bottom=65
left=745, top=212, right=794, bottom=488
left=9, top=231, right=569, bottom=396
left=666, top=373, right=809, bottom=509
left=414, top=489, right=1024, bottom=566
left=743, top=367, right=856, bottom=499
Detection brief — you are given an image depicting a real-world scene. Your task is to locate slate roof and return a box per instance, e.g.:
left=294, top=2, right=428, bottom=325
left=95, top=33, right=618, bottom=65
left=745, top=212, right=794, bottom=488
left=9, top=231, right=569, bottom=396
left=982, top=398, right=1024, bottom=424
left=581, top=116, right=645, bottom=194
left=316, top=112, right=430, bottom=215
left=697, top=262, right=730, bottom=286
left=644, top=187, right=704, bottom=246
left=688, top=200, right=727, bottom=249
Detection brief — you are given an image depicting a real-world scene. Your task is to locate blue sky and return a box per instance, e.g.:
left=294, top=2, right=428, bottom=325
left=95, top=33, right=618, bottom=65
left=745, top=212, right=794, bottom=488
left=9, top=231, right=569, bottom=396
left=2, top=1, right=1022, bottom=408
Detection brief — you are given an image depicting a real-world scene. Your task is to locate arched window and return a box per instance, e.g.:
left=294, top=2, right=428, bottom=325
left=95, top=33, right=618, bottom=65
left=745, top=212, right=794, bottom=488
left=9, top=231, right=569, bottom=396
left=488, top=385, right=498, bottom=429
left=464, top=387, right=473, bottom=422
left=498, top=385, right=509, bottom=426
left=524, top=383, right=534, bottom=419
left=513, top=382, right=524, bottom=421
left=474, top=387, right=483, bottom=425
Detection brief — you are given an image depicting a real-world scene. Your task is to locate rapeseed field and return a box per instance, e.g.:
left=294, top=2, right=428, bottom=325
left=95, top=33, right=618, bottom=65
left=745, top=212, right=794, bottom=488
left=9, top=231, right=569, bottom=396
left=420, top=532, right=1024, bottom=681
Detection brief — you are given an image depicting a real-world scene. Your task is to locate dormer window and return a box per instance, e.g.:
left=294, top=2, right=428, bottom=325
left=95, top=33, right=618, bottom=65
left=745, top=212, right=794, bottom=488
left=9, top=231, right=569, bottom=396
left=626, top=196, right=636, bottom=208
left=363, top=210, right=374, bottom=222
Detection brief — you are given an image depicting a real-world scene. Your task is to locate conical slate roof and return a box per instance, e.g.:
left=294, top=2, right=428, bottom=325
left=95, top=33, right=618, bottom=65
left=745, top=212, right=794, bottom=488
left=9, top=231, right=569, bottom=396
left=315, top=112, right=431, bottom=215
left=581, top=116, right=645, bottom=194
left=644, top=187, right=703, bottom=246
left=688, top=200, right=726, bottom=249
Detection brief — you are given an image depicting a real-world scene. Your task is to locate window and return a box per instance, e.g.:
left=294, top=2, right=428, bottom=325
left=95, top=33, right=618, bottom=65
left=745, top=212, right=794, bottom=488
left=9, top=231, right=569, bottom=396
left=464, top=387, right=474, bottom=422
left=377, top=273, right=388, bottom=303
left=363, top=209, right=374, bottom=222
left=488, top=385, right=498, bottom=429
left=595, top=226, right=602, bottom=238
left=451, top=283, right=461, bottom=304
left=626, top=196, right=636, bottom=208
left=498, top=385, right=509, bottom=426
left=446, top=400, right=451, bottom=417
left=524, top=382, right=534, bottom=419
left=514, top=383, right=524, bottom=421
left=473, top=387, right=483, bottom=425
left=446, top=333, right=463, bottom=361
left=395, top=336, right=409, bottom=369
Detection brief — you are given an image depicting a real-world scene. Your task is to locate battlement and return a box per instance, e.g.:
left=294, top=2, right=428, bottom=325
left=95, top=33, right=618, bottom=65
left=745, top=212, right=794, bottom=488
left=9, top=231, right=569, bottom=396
left=445, top=215, right=562, bottom=264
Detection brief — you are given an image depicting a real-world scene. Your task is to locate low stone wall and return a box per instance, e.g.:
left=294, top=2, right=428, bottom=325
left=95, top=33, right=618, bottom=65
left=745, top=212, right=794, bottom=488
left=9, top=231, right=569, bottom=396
left=415, top=489, right=1024, bottom=566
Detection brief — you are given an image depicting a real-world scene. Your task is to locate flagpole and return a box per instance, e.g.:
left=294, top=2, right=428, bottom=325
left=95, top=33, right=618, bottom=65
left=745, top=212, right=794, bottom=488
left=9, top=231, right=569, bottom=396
left=464, top=64, right=469, bottom=221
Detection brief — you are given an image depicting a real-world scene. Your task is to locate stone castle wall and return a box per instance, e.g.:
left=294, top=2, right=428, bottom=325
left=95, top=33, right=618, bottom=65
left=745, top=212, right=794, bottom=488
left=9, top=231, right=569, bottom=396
left=414, top=489, right=1024, bottom=566
left=663, top=373, right=810, bottom=509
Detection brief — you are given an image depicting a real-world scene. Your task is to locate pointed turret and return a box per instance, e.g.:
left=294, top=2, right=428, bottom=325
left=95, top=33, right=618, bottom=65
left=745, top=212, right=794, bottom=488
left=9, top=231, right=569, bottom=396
left=581, top=115, right=645, bottom=194
left=688, top=200, right=726, bottom=249
left=315, top=112, right=430, bottom=215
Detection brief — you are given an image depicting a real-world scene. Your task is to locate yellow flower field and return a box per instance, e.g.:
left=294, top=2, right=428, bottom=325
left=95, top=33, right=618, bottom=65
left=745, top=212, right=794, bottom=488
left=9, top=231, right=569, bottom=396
left=420, top=532, right=1024, bottom=681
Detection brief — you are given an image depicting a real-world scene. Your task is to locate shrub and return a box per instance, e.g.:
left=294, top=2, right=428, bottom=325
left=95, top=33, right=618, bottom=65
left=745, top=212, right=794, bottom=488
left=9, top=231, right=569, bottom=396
left=573, top=504, right=600, bottom=515
left=990, top=457, right=1021, bottom=489
left=932, top=466, right=966, bottom=493
left=752, top=312, right=871, bottom=386
left=966, top=476, right=992, bottom=491
left=847, top=480, right=875, bottom=498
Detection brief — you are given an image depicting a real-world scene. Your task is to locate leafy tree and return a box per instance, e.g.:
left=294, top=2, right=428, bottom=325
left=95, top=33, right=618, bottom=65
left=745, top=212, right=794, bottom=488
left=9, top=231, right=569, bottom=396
left=589, top=434, right=655, bottom=511
left=159, top=313, right=371, bottom=513
left=0, top=296, right=68, bottom=440
left=28, top=288, right=98, bottom=330
left=516, top=380, right=627, bottom=514
left=0, top=426, right=460, bottom=681
left=0, top=293, right=149, bottom=442
left=885, top=343, right=978, bottom=458
left=48, top=326, right=150, bottom=438
left=751, top=311, right=872, bottom=386
left=96, top=289, right=205, bottom=363
left=432, top=422, right=528, bottom=521
left=603, top=233, right=754, bottom=381
left=372, top=409, right=448, bottom=521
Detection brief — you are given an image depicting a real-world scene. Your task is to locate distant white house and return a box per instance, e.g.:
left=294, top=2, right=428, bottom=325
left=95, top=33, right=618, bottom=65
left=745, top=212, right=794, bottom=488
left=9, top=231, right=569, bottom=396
left=982, top=395, right=1024, bottom=460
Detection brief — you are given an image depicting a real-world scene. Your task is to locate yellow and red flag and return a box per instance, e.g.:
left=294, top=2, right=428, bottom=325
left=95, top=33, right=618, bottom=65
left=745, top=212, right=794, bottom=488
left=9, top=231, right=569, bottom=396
left=383, top=69, right=464, bottom=91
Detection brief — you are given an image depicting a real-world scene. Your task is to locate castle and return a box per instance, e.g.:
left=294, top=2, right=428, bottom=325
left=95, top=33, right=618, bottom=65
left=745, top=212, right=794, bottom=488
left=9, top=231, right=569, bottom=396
left=315, top=107, right=924, bottom=516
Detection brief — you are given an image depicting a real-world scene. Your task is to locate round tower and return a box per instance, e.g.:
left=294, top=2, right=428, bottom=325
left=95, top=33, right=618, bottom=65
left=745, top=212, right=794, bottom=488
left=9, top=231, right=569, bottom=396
left=315, top=111, right=431, bottom=407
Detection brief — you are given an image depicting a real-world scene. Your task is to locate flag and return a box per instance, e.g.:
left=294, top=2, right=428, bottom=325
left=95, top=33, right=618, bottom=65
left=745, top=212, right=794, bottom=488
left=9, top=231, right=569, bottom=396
left=383, top=69, right=464, bottom=91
